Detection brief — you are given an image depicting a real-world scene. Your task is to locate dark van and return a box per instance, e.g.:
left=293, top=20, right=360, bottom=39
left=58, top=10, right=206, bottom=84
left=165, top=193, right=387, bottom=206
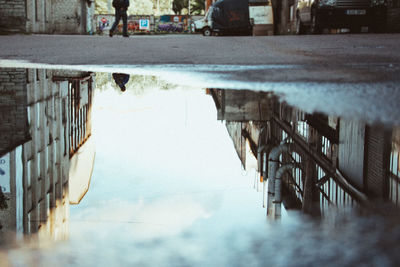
left=296, top=0, right=387, bottom=34
left=199, top=0, right=253, bottom=36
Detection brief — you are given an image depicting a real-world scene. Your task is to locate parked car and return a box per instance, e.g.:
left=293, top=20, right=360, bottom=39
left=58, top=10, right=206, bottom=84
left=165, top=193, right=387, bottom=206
left=296, top=0, right=387, bottom=34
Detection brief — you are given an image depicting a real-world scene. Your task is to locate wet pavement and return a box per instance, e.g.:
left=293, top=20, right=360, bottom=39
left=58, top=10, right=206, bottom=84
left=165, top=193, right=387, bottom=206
left=0, top=65, right=399, bottom=267
left=1, top=34, right=400, bottom=84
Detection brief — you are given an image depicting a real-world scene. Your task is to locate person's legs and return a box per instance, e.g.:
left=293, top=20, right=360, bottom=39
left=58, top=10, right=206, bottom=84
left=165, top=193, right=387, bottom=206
left=122, top=11, right=128, bottom=37
left=110, top=10, right=121, bottom=36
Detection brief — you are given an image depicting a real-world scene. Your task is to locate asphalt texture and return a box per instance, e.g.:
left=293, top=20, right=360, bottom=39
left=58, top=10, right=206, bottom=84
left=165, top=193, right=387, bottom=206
left=0, top=33, right=400, bottom=84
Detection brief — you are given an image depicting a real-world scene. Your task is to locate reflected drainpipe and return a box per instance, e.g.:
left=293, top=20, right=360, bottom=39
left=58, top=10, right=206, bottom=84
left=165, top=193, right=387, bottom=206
left=258, top=145, right=267, bottom=207
left=274, top=163, right=296, bottom=219
left=257, top=125, right=268, bottom=207
left=258, top=145, right=267, bottom=182
left=263, top=151, right=268, bottom=208
left=267, top=142, right=294, bottom=217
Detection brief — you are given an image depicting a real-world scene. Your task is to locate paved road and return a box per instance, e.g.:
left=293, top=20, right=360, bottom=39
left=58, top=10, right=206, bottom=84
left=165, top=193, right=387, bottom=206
left=0, top=34, right=400, bottom=84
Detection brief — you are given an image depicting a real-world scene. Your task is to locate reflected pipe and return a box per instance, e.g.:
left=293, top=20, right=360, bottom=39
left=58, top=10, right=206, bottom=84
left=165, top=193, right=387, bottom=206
left=257, top=125, right=268, bottom=208
left=257, top=145, right=267, bottom=207
left=267, top=142, right=295, bottom=217
left=263, top=152, right=267, bottom=208
left=257, top=125, right=267, bottom=182
left=274, top=163, right=296, bottom=219
left=258, top=145, right=267, bottom=182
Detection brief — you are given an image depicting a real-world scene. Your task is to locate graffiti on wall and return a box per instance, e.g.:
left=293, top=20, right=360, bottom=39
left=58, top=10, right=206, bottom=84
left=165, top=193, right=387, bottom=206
left=157, top=15, right=189, bottom=33
left=95, top=14, right=193, bottom=34
left=99, top=16, right=111, bottom=31
left=95, top=15, right=154, bottom=33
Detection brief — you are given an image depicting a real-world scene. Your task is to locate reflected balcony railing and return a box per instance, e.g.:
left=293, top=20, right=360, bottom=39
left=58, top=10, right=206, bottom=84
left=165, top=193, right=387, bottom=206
left=208, top=88, right=399, bottom=217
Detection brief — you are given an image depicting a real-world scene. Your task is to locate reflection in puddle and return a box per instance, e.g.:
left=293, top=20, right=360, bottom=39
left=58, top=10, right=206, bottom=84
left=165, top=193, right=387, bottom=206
left=0, top=68, right=400, bottom=266
left=0, top=69, right=96, bottom=245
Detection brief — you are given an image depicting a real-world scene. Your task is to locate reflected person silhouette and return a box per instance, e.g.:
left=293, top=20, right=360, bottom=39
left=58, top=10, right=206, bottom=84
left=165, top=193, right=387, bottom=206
left=112, top=73, right=130, bottom=92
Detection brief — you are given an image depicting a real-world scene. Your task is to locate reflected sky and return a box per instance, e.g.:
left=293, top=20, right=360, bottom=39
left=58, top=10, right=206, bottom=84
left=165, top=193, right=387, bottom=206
left=64, top=80, right=271, bottom=265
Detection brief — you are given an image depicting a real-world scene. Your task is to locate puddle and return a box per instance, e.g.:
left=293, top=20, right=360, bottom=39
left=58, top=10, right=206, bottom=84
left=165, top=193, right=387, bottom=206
left=0, top=67, right=400, bottom=266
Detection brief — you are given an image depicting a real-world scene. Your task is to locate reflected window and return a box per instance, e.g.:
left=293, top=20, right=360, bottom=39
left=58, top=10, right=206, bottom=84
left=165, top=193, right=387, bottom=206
left=296, top=121, right=309, bottom=141
left=321, top=136, right=332, bottom=160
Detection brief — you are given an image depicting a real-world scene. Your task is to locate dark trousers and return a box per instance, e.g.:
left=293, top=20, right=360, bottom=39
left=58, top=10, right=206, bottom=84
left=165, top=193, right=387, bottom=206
left=110, top=9, right=128, bottom=35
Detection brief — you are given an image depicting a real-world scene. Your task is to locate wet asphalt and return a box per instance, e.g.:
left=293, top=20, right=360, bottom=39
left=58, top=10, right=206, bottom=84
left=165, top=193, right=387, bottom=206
left=0, top=33, right=400, bottom=84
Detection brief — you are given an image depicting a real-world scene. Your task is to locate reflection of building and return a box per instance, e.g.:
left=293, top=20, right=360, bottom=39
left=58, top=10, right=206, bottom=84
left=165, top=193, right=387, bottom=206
left=0, top=0, right=95, bottom=34
left=0, top=69, right=95, bottom=243
left=53, top=71, right=95, bottom=205
left=208, top=88, right=400, bottom=218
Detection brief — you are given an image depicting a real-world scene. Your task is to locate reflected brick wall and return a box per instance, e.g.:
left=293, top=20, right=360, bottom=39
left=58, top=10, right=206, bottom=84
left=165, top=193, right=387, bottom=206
left=0, top=69, right=30, bottom=157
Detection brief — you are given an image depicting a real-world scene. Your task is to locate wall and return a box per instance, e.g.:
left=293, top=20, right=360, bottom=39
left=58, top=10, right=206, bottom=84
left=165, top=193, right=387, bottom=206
left=0, top=69, right=27, bottom=242
left=223, top=89, right=273, bottom=121
left=0, top=69, right=70, bottom=240
left=25, top=0, right=50, bottom=33
left=225, top=122, right=247, bottom=168
left=0, top=0, right=26, bottom=34
left=364, top=126, right=392, bottom=199
left=0, top=147, right=24, bottom=243
left=94, top=14, right=194, bottom=34
left=23, top=69, right=71, bottom=238
left=338, top=119, right=366, bottom=190
left=51, top=0, right=84, bottom=34
left=0, top=69, right=96, bottom=241
left=1, top=0, right=94, bottom=34
left=0, top=69, right=29, bottom=157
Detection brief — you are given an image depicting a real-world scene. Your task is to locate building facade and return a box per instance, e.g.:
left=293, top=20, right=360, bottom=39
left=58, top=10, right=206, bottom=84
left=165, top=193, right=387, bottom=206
left=0, top=0, right=95, bottom=34
left=0, top=68, right=95, bottom=243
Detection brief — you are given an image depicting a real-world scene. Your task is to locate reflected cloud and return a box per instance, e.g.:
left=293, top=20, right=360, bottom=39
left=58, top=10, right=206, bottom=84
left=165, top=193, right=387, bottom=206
left=71, top=196, right=212, bottom=241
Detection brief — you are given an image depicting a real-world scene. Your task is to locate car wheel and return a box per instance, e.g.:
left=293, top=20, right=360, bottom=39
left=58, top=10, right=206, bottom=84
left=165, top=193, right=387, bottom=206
left=203, top=27, right=212, bottom=36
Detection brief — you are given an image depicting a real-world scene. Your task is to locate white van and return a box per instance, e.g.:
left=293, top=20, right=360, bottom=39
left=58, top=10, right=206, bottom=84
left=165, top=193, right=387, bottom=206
left=193, top=0, right=273, bottom=36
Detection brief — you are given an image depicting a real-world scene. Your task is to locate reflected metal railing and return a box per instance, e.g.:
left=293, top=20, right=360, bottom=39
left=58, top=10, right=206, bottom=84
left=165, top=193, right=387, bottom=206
left=279, top=122, right=360, bottom=214
left=55, top=74, right=93, bottom=158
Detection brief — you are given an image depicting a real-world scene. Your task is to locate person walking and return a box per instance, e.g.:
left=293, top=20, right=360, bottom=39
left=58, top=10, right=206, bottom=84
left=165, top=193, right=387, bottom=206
left=112, top=73, right=130, bottom=92
left=109, top=0, right=130, bottom=37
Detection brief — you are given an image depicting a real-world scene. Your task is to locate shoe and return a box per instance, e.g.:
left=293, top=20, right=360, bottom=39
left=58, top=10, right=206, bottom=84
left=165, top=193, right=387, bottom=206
left=109, top=31, right=113, bottom=37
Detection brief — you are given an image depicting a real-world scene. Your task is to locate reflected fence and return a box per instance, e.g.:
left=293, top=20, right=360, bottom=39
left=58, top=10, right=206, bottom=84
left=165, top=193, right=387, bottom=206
left=53, top=72, right=93, bottom=158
